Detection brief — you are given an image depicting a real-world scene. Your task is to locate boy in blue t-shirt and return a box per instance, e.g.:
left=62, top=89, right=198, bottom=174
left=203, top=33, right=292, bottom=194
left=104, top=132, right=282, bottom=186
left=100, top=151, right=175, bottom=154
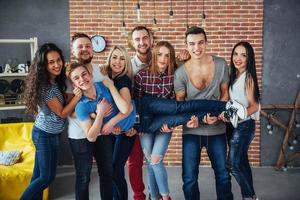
left=66, top=62, right=136, bottom=142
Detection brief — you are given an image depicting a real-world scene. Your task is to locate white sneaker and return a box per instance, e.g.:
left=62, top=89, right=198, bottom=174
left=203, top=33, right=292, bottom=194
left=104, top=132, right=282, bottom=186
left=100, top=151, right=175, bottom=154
left=226, top=99, right=247, bottom=120
left=224, top=105, right=238, bottom=128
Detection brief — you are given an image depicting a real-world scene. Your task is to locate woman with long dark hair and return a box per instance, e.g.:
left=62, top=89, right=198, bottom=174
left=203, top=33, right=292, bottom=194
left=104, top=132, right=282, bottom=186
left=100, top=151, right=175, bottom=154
left=227, top=41, right=260, bottom=200
left=21, top=43, right=81, bottom=200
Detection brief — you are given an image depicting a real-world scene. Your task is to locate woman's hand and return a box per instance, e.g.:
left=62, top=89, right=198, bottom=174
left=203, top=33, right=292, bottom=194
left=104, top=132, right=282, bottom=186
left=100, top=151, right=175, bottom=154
left=160, top=124, right=174, bottom=133
left=218, top=111, right=229, bottom=122
left=73, top=87, right=82, bottom=99
left=96, top=98, right=110, bottom=115
left=203, top=113, right=218, bottom=125
left=112, top=126, right=122, bottom=135
left=101, top=121, right=115, bottom=135
left=186, top=115, right=199, bottom=128
left=125, top=128, right=137, bottom=137
left=176, top=49, right=191, bottom=61
left=89, top=112, right=96, bottom=119
left=103, top=104, right=113, bottom=117
left=102, top=78, right=114, bottom=89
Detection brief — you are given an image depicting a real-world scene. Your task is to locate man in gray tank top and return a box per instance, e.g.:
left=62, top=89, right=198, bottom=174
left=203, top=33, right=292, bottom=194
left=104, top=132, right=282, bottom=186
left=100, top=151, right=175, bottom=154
left=174, top=26, right=233, bottom=200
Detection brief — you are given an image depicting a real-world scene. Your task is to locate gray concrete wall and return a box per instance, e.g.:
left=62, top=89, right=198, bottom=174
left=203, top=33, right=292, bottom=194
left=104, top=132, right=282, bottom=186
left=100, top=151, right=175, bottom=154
left=261, top=0, right=300, bottom=166
left=0, top=0, right=72, bottom=165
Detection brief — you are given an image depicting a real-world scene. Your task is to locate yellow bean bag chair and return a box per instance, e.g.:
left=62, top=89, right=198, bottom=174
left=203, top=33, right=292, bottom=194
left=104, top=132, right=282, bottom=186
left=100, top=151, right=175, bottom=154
left=0, top=122, right=48, bottom=200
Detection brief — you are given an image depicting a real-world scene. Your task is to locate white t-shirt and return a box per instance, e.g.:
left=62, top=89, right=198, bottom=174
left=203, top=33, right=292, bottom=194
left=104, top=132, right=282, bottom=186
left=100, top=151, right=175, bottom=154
left=131, top=55, right=149, bottom=75
left=66, top=63, right=107, bottom=139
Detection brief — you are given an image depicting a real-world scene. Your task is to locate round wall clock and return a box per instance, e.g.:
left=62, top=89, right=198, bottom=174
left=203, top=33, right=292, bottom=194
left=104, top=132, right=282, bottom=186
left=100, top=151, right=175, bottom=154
left=91, top=35, right=106, bottom=53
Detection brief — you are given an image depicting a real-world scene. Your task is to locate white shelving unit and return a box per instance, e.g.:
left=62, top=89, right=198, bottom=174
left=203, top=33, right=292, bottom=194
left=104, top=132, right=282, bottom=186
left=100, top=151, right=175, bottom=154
left=0, top=73, right=28, bottom=77
left=0, top=37, right=38, bottom=111
left=0, top=37, right=38, bottom=61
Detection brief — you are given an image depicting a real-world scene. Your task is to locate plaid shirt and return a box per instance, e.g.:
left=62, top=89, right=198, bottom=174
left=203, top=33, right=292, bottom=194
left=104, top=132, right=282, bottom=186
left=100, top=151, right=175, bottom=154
left=134, top=68, right=175, bottom=99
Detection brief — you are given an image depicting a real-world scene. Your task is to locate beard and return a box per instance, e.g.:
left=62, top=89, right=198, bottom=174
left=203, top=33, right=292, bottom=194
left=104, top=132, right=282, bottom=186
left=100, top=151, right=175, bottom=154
left=137, top=46, right=151, bottom=55
left=78, top=55, right=93, bottom=65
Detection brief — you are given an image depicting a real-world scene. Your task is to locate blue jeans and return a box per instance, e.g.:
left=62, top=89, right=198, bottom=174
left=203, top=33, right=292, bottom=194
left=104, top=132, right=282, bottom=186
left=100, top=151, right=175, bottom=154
left=69, top=135, right=113, bottom=200
left=139, top=97, right=226, bottom=133
left=69, top=138, right=93, bottom=200
left=20, top=126, right=60, bottom=200
left=112, top=134, right=136, bottom=200
left=182, top=134, right=233, bottom=200
left=228, top=119, right=256, bottom=198
left=140, top=132, right=172, bottom=199
left=93, top=135, right=114, bottom=200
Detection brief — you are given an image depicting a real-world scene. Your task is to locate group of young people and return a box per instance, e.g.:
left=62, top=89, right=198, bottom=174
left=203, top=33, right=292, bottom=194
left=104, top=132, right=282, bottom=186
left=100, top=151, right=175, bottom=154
left=20, top=25, right=260, bottom=200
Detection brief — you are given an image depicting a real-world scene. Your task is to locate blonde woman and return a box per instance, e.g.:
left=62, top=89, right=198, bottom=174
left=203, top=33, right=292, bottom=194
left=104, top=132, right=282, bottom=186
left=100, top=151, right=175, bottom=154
left=101, top=45, right=137, bottom=200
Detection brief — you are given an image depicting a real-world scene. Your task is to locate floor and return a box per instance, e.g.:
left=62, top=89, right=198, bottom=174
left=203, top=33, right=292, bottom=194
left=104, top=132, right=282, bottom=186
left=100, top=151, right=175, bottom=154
left=50, top=165, right=300, bottom=200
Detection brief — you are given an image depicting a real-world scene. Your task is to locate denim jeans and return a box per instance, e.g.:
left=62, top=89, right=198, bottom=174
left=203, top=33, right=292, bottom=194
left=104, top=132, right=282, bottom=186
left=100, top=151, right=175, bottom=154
left=112, top=134, right=136, bottom=200
left=93, top=135, right=114, bottom=200
left=228, top=119, right=256, bottom=198
left=182, top=134, right=233, bottom=200
left=20, top=126, right=60, bottom=200
left=140, top=97, right=226, bottom=133
left=69, top=136, right=113, bottom=200
left=140, top=132, right=172, bottom=199
left=69, top=138, right=93, bottom=200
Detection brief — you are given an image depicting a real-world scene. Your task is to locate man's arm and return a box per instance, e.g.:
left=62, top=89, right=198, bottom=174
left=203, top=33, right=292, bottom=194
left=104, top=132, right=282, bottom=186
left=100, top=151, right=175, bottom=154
left=175, top=91, right=185, bottom=101
left=79, top=98, right=109, bottom=142
left=219, top=82, right=229, bottom=101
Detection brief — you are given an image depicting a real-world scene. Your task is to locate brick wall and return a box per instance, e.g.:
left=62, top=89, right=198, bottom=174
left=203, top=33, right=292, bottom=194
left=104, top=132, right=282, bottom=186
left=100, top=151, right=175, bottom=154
left=69, top=0, right=263, bottom=166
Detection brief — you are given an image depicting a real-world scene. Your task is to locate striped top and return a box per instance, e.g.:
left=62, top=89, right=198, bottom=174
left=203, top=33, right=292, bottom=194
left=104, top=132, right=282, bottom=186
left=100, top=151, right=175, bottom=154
left=35, top=83, right=66, bottom=134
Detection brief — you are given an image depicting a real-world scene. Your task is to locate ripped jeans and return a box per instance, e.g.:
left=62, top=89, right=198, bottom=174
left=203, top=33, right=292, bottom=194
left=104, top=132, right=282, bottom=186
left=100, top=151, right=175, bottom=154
left=140, top=132, right=172, bottom=199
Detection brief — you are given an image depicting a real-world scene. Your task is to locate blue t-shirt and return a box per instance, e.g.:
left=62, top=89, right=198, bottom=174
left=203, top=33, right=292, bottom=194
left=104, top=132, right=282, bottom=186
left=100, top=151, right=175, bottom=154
left=75, top=82, right=136, bottom=132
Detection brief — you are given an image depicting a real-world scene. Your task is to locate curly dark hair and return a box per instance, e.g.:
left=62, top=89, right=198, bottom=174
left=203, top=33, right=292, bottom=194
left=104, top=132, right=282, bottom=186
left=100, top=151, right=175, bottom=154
left=24, top=43, right=66, bottom=114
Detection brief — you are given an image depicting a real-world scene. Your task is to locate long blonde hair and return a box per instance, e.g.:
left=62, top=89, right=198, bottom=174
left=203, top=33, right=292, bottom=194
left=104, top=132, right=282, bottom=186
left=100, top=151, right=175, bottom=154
left=149, top=41, right=176, bottom=76
left=101, top=45, right=133, bottom=80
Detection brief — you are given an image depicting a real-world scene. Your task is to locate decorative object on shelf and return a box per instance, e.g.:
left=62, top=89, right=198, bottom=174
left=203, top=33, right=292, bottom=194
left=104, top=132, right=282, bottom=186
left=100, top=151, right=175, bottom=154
left=0, top=94, right=4, bottom=105
left=200, top=0, right=206, bottom=29
left=4, top=63, right=12, bottom=73
left=91, top=35, right=106, bottom=53
left=136, top=0, right=141, bottom=23
left=16, top=64, right=26, bottom=73
left=261, top=89, right=300, bottom=171
left=4, top=94, right=18, bottom=105
left=0, top=37, right=36, bottom=111
left=6, top=58, right=20, bottom=73
left=0, top=79, right=10, bottom=94
left=10, top=79, right=25, bottom=94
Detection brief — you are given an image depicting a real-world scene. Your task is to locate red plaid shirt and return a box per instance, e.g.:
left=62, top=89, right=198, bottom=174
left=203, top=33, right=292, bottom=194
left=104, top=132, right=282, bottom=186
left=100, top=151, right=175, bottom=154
left=134, top=68, right=175, bottom=99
